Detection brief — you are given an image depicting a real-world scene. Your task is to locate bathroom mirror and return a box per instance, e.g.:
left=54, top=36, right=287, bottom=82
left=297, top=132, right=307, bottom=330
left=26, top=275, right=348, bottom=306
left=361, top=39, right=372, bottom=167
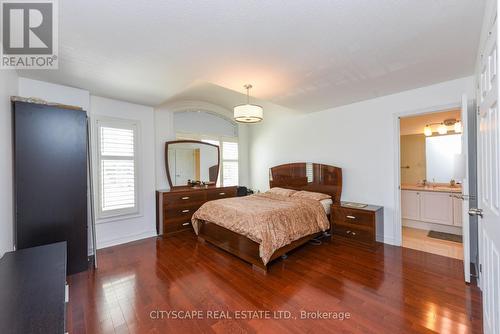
left=165, top=140, right=220, bottom=188
left=425, top=134, right=462, bottom=183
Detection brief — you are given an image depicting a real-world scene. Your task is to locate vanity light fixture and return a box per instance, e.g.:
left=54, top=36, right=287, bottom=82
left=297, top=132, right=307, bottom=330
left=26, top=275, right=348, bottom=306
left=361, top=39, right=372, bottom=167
left=424, top=125, right=433, bottom=136
left=437, top=123, right=448, bottom=135
left=233, top=84, right=263, bottom=123
left=423, top=118, right=461, bottom=136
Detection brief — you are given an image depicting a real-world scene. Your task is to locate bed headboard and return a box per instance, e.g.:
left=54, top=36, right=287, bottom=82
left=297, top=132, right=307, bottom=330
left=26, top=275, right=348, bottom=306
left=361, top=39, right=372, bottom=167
left=269, top=163, right=342, bottom=204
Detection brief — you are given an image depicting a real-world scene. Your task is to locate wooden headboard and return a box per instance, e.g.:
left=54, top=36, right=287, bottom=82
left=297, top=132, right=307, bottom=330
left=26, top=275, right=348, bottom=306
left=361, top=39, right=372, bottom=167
left=269, top=163, right=342, bottom=204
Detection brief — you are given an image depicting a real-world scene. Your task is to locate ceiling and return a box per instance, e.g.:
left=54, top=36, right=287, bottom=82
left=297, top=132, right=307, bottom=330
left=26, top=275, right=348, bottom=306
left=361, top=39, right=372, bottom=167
left=19, top=0, right=486, bottom=112
left=400, top=109, right=461, bottom=136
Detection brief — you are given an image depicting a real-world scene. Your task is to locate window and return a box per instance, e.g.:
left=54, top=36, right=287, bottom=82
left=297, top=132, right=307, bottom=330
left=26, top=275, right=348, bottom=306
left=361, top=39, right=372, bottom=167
left=177, top=133, right=239, bottom=187
left=96, top=119, right=139, bottom=218
left=222, top=141, right=239, bottom=186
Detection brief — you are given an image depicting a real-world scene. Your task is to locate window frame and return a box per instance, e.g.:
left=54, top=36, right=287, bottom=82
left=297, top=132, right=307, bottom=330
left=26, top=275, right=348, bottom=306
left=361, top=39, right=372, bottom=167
left=176, top=132, right=239, bottom=187
left=94, top=117, right=141, bottom=221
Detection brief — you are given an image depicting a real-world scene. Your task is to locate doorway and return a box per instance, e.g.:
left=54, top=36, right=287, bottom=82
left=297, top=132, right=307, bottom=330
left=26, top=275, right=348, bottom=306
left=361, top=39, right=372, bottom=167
left=399, top=109, right=465, bottom=259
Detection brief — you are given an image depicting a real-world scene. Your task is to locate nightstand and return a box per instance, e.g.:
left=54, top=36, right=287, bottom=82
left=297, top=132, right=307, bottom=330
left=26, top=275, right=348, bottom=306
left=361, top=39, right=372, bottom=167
left=331, top=202, right=384, bottom=248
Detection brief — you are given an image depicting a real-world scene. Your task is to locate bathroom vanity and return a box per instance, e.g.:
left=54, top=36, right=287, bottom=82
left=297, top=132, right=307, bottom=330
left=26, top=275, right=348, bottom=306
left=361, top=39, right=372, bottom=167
left=401, top=184, right=462, bottom=228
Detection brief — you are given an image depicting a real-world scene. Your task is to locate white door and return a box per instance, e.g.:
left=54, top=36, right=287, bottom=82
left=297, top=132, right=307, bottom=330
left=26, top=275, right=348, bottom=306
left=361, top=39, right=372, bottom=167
left=453, top=196, right=463, bottom=227
left=419, top=191, right=454, bottom=226
left=476, top=12, right=500, bottom=334
left=401, top=190, right=420, bottom=220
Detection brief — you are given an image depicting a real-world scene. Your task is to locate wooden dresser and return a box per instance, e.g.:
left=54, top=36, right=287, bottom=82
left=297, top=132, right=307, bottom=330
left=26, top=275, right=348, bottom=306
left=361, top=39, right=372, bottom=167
left=156, top=186, right=238, bottom=235
left=331, top=202, right=384, bottom=248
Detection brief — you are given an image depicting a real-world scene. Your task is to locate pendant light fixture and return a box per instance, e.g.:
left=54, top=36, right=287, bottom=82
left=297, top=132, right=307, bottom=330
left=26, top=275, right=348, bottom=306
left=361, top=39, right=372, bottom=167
left=233, top=84, right=263, bottom=123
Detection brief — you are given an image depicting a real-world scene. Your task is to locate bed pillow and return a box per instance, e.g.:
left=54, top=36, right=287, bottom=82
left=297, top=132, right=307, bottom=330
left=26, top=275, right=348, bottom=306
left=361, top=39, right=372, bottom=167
left=292, top=190, right=331, bottom=201
left=267, top=187, right=298, bottom=197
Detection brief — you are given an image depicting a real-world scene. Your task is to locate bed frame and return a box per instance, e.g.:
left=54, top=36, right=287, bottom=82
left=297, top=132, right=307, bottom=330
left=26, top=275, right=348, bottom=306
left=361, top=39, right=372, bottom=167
left=197, top=162, right=342, bottom=272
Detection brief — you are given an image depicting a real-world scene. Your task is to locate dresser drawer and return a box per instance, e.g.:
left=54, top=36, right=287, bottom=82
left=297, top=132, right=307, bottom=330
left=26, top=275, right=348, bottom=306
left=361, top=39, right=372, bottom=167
left=333, top=224, right=374, bottom=245
left=164, top=204, right=202, bottom=220
left=164, top=217, right=193, bottom=234
left=164, top=191, right=205, bottom=206
left=206, top=187, right=237, bottom=200
left=332, top=207, right=374, bottom=227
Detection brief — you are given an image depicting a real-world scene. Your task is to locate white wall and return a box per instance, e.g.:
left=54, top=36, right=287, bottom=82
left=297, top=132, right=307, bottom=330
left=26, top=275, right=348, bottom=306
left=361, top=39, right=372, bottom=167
left=18, top=77, right=90, bottom=111
left=0, top=70, right=18, bottom=257
left=90, top=96, right=157, bottom=248
left=249, top=76, right=474, bottom=245
left=154, top=100, right=250, bottom=190
left=174, top=111, right=237, bottom=137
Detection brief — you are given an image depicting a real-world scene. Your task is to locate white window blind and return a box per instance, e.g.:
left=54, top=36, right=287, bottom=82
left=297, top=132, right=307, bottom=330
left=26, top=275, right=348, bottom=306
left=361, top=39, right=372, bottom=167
left=97, top=122, right=139, bottom=218
left=222, top=141, right=238, bottom=186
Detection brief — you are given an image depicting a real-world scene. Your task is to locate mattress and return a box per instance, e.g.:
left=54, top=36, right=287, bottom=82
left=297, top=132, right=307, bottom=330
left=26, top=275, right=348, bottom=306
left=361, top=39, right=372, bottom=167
left=320, top=198, right=333, bottom=215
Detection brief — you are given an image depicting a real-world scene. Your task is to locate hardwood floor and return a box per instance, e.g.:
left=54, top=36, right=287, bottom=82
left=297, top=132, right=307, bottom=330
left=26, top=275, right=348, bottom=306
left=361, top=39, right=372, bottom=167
left=67, top=231, right=482, bottom=334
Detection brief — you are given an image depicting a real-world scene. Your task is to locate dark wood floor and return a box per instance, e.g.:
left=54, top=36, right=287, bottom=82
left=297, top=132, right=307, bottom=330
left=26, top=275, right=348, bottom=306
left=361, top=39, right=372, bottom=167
left=67, top=231, right=483, bottom=334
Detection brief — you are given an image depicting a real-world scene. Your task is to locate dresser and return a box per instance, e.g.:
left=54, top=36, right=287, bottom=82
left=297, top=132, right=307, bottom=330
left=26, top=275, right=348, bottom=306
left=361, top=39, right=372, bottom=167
left=0, top=242, right=68, bottom=334
left=156, top=186, right=238, bottom=235
left=331, top=203, right=384, bottom=248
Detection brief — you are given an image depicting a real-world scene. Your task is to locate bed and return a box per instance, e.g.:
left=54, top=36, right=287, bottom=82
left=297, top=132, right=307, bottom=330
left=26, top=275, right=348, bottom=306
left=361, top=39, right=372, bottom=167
left=192, top=163, right=342, bottom=272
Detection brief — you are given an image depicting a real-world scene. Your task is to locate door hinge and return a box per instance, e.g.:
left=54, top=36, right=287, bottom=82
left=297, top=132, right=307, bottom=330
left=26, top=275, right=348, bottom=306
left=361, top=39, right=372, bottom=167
left=480, top=264, right=482, bottom=273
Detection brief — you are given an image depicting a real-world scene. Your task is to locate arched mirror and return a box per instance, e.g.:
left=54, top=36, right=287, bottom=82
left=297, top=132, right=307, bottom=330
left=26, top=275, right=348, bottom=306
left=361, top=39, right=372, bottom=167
left=165, top=140, right=220, bottom=188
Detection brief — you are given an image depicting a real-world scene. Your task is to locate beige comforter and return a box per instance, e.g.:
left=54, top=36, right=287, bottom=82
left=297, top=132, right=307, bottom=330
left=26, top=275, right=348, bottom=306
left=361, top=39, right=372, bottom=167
left=191, top=192, right=330, bottom=265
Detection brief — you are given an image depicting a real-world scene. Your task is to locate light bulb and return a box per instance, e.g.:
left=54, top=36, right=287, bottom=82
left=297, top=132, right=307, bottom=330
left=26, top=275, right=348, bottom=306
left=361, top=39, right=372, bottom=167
left=438, top=124, right=447, bottom=135
left=454, top=121, right=462, bottom=133
left=424, top=125, right=432, bottom=136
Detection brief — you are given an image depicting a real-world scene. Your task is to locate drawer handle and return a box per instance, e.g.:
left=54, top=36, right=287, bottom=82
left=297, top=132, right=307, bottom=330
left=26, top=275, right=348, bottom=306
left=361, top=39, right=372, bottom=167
left=181, top=196, right=190, bottom=200
left=346, top=215, right=356, bottom=219
left=346, top=230, right=351, bottom=234
left=182, top=222, right=190, bottom=226
left=219, top=192, right=226, bottom=195
left=181, top=209, right=190, bottom=213
left=351, top=232, right=356, bottom=236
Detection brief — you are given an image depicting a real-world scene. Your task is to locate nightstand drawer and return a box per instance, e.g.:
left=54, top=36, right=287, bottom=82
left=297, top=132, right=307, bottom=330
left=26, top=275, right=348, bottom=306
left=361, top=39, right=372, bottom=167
left=332, top=208, right=374, bottom=227
left=333, top=224, right=374, bottom=245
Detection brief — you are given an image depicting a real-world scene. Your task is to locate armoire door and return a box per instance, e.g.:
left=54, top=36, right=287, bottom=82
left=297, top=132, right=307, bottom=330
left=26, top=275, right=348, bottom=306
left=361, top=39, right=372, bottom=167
left=14, top=101, right=88, bottom=275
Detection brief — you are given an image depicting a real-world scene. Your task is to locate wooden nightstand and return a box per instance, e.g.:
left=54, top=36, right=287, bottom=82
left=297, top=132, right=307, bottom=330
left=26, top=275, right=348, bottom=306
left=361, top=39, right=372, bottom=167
left=331, top=202, right=384, bottom=248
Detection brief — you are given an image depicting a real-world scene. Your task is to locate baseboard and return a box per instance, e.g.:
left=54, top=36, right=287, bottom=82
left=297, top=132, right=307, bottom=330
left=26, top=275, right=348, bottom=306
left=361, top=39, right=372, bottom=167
left=378, top=234, right=397, bottom=246
left=403, top=219, right=462, bottom=235
left=97, top=230, right=157, bottom=249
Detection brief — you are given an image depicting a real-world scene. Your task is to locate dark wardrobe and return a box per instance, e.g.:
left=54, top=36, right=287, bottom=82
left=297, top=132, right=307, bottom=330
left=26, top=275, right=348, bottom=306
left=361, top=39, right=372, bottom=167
left=13, top=101, right=88, bottom=275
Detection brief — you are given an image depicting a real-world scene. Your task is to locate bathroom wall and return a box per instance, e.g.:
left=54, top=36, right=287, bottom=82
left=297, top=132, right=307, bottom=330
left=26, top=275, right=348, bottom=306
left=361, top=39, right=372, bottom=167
left=400, top=134, right=426, bottom=184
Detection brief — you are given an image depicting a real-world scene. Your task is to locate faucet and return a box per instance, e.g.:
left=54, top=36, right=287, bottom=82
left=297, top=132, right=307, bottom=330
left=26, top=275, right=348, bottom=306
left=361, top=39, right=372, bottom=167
left=421, top=179, right=427, bottom=187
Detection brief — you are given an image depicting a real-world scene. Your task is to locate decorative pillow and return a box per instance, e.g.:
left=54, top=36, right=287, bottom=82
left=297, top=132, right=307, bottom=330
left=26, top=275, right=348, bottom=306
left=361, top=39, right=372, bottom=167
left=267, top=187, right=298, bottom=197
left=292, top=190, right=331, bottom=201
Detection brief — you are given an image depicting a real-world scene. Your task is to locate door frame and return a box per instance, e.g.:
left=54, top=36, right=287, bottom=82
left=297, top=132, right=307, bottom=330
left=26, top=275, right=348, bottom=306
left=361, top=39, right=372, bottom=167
left=392, top=102, right=462, bottom=247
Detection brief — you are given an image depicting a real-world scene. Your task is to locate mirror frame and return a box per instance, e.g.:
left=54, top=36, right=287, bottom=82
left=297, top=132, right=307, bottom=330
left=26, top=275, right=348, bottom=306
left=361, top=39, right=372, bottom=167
left=165, top=140, right=220, bottom=189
